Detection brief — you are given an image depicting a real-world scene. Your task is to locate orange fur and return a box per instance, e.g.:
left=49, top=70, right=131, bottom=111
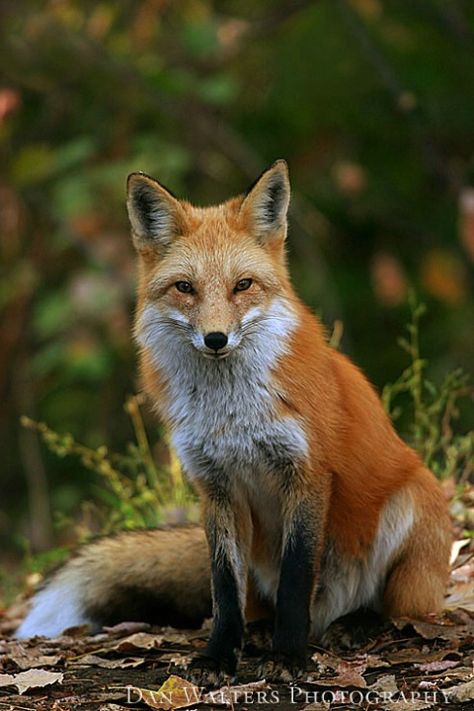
left=383, top=468, right=451, bottom=617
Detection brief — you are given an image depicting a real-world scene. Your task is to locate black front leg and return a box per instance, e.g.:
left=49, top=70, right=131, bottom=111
left=274, top=520, right=314, bottom=667
left=190, top=491, right=248, bottom=686
left=266, top=500, right=322, bottom=681
left=205, top=552, right=245, bottom=671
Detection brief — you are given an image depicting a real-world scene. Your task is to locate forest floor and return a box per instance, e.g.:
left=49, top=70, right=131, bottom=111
left=1, top=490, right=473, bottom=711
left=1, top=570, right=473, bottom=711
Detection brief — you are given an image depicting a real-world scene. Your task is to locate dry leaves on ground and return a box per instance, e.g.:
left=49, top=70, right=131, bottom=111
left=0, top=518, right=472, bottom=710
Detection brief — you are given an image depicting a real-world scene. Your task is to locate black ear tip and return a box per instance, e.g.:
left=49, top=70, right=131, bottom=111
left=126, top=172, right=178, bottom=200
left=271, top=159, right=289, bottom=173
left=127, top=171, right=153, bottom=189
left=269, top=159, right=290, bottom=186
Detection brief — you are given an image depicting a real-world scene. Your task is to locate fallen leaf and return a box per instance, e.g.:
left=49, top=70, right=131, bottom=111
left=379, top=702, right=433, bottom=711
left=139, top=675, right=201, bottom=709
left=444, top=678, right=474, bottom=702
left=74, top=653, right=145, bottom=669
left=307, top=659, right=367, bottom=688
left=0, top=668, right=63, bottom=694
left=385, top=647, right=461, bottom=665
left=450, top=562, right=474, bottom=583
left=354, top=653, right=390, bottom=670
left=112, top=632, right=164, bottom=652
left=415, top=659, right=459, bottom=673
left=445, top=581, right=474, bottom=612
left=160, top=629, right=189, bottom=645
left=103, top=621, right=151, bottom=635
left=450, top=538, right=470, bottom=565
left=158, top=652, right=193, bottom=667
left=202, top=679, right=271, bottom=705
left=55, top=691, right=127, bottom=706
left=59, top=623, right=93, bottom=637
left=433, top=666, right=473, bottom=681
left=418, top=680, right=439, bottom=689
left=0, top=673, right=15, bottom=688
left=2, top=650, right=63, bottom=670
left=445, top=607, right=474, bottom=624
left=368, top=673, right=398, bottom=694
left=393, top=616, right=473, bottom=642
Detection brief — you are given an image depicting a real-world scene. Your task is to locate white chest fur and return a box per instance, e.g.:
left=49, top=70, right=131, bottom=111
left=136, top=298, right=308, bottom=484
left=170, top=358, right=307, bottom=482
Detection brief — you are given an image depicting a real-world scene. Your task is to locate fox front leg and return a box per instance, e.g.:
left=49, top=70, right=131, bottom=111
left=262, top=494, right=327, bottom=682
left=189, top=491, right=250, bottom=687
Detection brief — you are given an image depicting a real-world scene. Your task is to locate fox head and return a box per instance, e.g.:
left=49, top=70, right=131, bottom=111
left=127, top=160, right=296, bottom=363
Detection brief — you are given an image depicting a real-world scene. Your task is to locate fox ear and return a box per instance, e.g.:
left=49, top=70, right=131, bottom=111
left=240, top=159, right=290, bottom=242
left=127, top=172, right=184, bottom=251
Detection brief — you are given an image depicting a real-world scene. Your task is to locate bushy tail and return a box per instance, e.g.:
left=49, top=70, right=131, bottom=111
left=16, top=525, right=211, bottom=639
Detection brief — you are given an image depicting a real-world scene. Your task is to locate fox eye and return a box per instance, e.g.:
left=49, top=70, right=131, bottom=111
left=175, top=281, right=194, bottom=294
left=234, top=278, right=253, bottom=292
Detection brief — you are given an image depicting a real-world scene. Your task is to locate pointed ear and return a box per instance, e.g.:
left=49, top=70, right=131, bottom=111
left=240, top=159, right=290, bottom=242
left=126, top=172, right=185, bottom=252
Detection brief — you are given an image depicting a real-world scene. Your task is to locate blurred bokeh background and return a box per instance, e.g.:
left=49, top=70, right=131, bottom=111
left=1, top=1, right=473, bottom=573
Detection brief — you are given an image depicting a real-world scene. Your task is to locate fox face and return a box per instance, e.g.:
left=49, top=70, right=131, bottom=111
left=127, top=161, right=296, bottom=362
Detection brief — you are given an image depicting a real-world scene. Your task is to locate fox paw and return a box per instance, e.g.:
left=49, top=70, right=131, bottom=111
left=244, top=619, right=273, bottom=655
left=187, top=655, right=236, bottom=688
left=257, top=653, right=306, bottom=683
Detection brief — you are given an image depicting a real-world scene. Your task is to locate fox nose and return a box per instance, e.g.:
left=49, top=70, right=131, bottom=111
left=204, top=331, right=228, bottom=351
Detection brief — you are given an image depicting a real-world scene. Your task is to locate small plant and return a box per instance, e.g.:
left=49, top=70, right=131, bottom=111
left=21, top=394, right=196, bottom=537
left=382, top=296, right=474, bottom=483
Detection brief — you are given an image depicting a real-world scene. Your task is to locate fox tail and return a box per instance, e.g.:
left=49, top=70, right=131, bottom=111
left=15, top=525, right=211, bottom=639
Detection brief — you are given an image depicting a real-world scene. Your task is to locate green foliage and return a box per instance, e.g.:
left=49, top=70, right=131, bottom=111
left=21, top=395, right=196, bottom=537
left=23, top=546, right=72, bottom=578
left=383, top=297, right=474, bottom=481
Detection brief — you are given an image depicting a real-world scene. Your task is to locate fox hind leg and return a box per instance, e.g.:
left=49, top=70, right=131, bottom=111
left=383, top=525, right=450, bottom=619
left=383, top=472, right=451, bottom=619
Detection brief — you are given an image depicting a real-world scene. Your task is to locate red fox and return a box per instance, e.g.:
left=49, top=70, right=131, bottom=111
left=126, top=160, right=451, bottom=682
left=17, top=161, right=451, bottom=685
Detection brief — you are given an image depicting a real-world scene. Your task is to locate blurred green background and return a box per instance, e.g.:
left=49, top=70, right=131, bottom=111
left=1, top=1, right=473, bottom=565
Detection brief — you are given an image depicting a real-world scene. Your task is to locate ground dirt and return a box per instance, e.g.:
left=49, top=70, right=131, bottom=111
left=1, top=503, right=473, bottom=711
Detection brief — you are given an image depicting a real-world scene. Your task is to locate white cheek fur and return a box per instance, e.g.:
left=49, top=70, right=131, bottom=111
left=167, top=308, right=191, bottom=325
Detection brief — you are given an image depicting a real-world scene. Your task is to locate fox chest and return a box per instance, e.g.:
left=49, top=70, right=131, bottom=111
left=167, top=365, right=307, bottom=482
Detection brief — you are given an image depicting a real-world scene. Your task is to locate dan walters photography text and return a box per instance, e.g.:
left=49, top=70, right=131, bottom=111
left=126, top=684, right=451, bottom=706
